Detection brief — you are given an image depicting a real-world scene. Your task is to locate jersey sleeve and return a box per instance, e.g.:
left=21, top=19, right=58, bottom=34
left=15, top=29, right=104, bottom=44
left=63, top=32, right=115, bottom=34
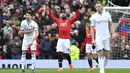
left=34, top=22, right=38, bottom=31
left=90, top=15, right=95, bottom=26
left=48, top=9, right=59, bottom=24
left=108, top=12, right=112, bottom=22
left=68, top=10, right=80, bottom=24
left=20, top=21, right=24, bottom=30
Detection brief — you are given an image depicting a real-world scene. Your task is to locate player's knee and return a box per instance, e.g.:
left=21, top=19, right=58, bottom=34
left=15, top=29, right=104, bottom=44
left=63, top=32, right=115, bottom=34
left=104, top=51, right=110, bottom=58
left=31, top=50, right=36, bottom=55
left=93, top=55, right=98, bottom=59
left=58, top=52, right=63, bottom=57
left=22, top=51, right=26, bottom=55
left=98, top=50, right=103, bottom=56
left=87, top=53, right=91, bottom=58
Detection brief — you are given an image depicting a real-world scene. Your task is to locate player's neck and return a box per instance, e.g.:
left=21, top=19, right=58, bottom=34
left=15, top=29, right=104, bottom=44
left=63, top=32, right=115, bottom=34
left=26, top=19, right=32, bottom=22
left=98, top=11, right=103, bottom=15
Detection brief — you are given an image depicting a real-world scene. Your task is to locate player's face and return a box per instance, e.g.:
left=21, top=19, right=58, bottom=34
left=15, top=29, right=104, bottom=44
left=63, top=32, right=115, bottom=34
left=26, top=13, right=32, bottom=21
left=95, top=4, right=103, bottom=13
left=87, top=8, right=92, bottom=15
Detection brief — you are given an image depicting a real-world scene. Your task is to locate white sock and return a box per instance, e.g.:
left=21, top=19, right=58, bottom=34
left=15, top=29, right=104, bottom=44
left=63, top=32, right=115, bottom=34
left=21, top=54, right=26, bottom=69
left=31, top=54, right=36, bottom=69
left=104, top=57, right=108, bottom=67
left=98, top=55, right=105, bottom=71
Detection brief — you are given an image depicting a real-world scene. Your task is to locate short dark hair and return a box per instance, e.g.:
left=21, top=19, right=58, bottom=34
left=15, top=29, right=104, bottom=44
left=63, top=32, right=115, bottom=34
left=25, top=11, right=33, bottom=16
left=25, top=9, right=33, bottom=16
left=89, top=6, right=97, bottom=12
left=96, top=1, right=103, bottom=5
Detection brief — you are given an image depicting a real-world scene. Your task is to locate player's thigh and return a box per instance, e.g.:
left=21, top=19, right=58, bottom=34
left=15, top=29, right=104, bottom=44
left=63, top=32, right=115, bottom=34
left=63, top=39, right=70, bottom=54
left=30, top=40, right=37, bottom=51
left=22, top=40, right=30, bottom=51
left=56, top=39, right=64, bottom=52
left=103, top=39, right=110, bottom=51
left=86, top=44, right=92, bottom=54
left=96, top=40, right=104, bottom=51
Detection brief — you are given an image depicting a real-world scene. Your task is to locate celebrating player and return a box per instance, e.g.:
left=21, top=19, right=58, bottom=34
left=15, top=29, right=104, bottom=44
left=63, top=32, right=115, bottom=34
left=19, top=11, right=39, bottom=73
left=85, top=6, right=99, bottom=72
left=91, top=1, right=115, bottom=73
left=47, top=2, right=80, bottom=72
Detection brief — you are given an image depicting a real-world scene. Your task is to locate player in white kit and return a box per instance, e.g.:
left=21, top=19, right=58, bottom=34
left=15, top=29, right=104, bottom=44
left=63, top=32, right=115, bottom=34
left=19, top=11, right=39, bottom=73
left=91, top=1, right=115, bottom=73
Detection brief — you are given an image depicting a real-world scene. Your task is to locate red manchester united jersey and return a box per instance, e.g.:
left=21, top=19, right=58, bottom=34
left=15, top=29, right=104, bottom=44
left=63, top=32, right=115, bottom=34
left=85, top=28, right=96, bottom=44
left=49, top=9, right=80, bottom=39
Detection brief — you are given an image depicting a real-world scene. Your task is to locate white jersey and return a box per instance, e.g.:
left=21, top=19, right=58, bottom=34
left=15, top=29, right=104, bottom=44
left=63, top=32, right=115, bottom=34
left=90, top=10, right=112, bottom=41
left=20, top=20, right=38, bottom=40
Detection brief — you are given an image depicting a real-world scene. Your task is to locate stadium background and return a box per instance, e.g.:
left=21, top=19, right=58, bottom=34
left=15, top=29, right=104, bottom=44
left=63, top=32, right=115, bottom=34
left=0, top=0, right=130, bottom=69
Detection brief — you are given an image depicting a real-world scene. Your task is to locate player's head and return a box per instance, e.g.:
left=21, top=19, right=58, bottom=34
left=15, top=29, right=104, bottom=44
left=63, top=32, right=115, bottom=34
left=24, top=10, right=33, bottom=21
left=60, top=10, right=67, bottom=20
left=87, top=6, right=97, bottom=15
left=95, top=1, right=103, bottom=13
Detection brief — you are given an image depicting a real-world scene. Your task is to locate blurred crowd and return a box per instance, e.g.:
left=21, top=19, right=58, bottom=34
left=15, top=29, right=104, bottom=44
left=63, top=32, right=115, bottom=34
left=0, top=0, right=130, bottom=60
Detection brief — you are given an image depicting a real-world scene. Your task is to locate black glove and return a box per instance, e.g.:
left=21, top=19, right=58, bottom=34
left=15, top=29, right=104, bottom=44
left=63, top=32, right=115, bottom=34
left=48, top=2, right=51, bottom=8
left=76, top=4, right=82, bottom=10
left=76, top=4, right=80, bottom=10
left=92, top=44, right=96, bottom=49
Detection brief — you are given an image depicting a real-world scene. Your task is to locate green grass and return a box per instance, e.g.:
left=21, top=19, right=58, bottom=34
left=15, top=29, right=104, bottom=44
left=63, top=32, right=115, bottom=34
left=0, top=68, right=130, bottom=73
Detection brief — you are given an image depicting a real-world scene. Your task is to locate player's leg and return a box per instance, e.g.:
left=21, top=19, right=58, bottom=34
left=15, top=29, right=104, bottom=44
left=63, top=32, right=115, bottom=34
left=21, top=50, right=26, bottom=72
left=30, top=42, right=37, bottom=73
left=96, top=41, right=105, bottom=73
left=64, top=39, right=73, bottom=71
left=21, top=41, right=28, bottom=72
left=92, top=54, right=99, bottom=68
left=92, top=48, right=99, bottom=68
left=56, top=39, right=64, bottom=72
left=103, top=39, right=111, bottom=67
left=86, top=44, right=94, bottom=72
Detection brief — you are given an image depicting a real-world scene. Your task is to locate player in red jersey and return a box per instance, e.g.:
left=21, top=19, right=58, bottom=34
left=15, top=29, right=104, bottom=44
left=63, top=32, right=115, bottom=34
left=85, top=6, right=99, bottom=72
left=47, top=2, right=80, bottom=72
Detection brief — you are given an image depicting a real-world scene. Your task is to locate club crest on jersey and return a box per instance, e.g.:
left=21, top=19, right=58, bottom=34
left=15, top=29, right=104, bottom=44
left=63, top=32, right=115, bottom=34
left=60, top=23, right=67, bottom=27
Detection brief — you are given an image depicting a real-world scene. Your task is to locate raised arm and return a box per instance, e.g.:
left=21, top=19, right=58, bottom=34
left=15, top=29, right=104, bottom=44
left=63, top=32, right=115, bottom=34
left=48, top=9, right=59, bottom=23
left=68, top=10, right=80, bottom=24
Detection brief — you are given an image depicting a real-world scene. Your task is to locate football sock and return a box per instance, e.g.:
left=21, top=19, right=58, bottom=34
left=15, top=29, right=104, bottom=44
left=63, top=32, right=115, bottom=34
left=58, top=52, right=63, bottom=68
left=65, top=54, right=71, bottom=65
left=21, top=54, right=26, bottom=69
left=94, top=57, right=99, bottom=64
left=88, top=58, right=93, bottom=68
left=98, top=55, right=105, bottom=71
left=104, top=57, right=108, bottom=67
left=31, top=54, right=36, bottom=70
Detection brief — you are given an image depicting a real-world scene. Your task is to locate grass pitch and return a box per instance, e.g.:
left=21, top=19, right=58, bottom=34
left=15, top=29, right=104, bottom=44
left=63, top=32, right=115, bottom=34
left=0, top=68, right=130, bottom=73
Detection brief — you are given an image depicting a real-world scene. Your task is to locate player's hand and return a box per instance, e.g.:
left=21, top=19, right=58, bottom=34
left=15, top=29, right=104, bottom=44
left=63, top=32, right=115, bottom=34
left=112, top=33, right=116, bottom=39
left=18, top=30, right=24, bottom=35
left=29, top=42, right=33, bottom=46
left=92, top=40, right=95, bottom=45
left=92, top=44, right=96, bottom=49
left=87, top=34, right=91, bottom=38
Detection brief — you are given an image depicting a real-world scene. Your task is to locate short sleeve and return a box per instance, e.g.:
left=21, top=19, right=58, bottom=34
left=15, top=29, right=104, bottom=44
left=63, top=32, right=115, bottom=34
left=90, top=15, right=95, bottom=26
left=108, top=12, right=112, bottom=22
left=34, top=21, right=38, bottom=31
left=20, top=21, right=24, bottom=30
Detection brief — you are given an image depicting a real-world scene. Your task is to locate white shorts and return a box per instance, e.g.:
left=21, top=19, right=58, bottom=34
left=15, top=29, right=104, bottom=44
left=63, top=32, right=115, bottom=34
left=96, top=38, right=110, bottom=51
left=86, top=44, right=97, bottom=54
left=56, top=38, right=70, bottom=54
left=22, top=38, right=37, bottom=51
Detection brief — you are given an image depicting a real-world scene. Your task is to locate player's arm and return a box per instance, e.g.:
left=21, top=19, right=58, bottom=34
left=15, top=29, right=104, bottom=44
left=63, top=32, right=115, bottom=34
left=47, top=2, right=59, bottom=23
left=90, top=15, right=95, bottom=44
left=91, top=26, right=95, bottom=42
left=108, top=12, right=116, bottom=39
left=30, top=23, right=39, bottom=45
left=68, top=10, right=80, bottom=24
left=48, top=9, right=59, bottom=22
left=19, top=21, right=33, bottom=35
